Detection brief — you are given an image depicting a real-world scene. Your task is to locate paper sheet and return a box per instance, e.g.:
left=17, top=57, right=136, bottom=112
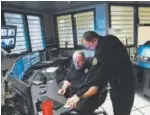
left=46, top=67, right=59, bottom=73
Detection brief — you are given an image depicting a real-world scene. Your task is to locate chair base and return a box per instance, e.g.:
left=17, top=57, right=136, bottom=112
left=93, top=111, right=107, bottom=115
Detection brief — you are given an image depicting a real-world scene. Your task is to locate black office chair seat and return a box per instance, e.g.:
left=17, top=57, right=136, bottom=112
left=93, top=110, right=107, bottom=115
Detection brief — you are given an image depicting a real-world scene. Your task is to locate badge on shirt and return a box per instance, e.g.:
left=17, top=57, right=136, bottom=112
left=84, top=68, right=88, bottom=74
left=93, top=57, right=97, bottom=65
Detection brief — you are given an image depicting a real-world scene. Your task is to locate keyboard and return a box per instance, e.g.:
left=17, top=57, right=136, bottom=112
left=38, top=96, right=63, bottom=110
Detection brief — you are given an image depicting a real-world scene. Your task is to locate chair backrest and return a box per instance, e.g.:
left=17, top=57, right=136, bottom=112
left=98, top=85, right=108, bottom=106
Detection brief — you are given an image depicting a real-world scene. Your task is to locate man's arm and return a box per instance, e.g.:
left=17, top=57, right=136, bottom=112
left=58, top=63, right=74, bottom=95
left=62, top=80, right=71, bottom=89
left=76, top=48, right=109, bottom=97
left=63, top=63, right=74, bottom=89
left=81, top=86, right=98, bottom=98
left=64, top=86, right=98, bottom=109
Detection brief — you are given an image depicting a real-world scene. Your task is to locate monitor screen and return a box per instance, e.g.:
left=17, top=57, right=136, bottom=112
left=15, top=58, right=25, bottom=80
left=8, top=29, right=16, bottom=36
left=1, top=37, right=15, bottom=48
left=1, top=28, right=7, bottom=37
left=138, top=45, right=150, bottom=58
left=1, top=26, right=16, bottom=49
left=30, top=52, right=40, bottom=65
left=23, top=54, right=31, bottom=72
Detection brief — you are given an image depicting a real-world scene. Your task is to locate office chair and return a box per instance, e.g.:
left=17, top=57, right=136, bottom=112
left=93, top=88, right=108, bottom=115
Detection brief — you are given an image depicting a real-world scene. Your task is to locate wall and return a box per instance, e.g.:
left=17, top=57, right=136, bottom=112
left=43, top=14, right=55, bottom=44
left=1, top=6, right=55, bottom=45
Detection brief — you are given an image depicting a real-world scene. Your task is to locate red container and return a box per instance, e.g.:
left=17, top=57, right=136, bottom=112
left=41, top=100, right=53, bottom=115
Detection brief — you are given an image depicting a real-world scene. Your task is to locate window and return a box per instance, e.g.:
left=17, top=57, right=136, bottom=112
left=4, top=12, right=29, bottom=54
left=138, top=7, right=150, bottom=24
left=75, top=11, right=94, bottom=45
left=27, top=15, right=46, bottom=51
left=110, top=6, right=134, bottom=46
left=3, top=12, right=46, bottom=54
left=57, top=15, right=74, bottom=48
left=56, top=10, right=95, bottom=49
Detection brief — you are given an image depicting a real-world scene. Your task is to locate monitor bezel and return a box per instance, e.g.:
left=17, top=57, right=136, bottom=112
left=1, top=25, right=17, bottom=49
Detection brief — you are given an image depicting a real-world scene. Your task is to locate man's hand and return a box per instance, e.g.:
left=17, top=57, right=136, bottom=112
left=58, top=88, right=66, bottom=96
left=64, top=94, right=80, bottom=109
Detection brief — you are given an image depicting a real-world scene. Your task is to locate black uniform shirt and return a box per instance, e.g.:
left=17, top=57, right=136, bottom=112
left=65, top=61, right=92, bottom=91
left=77, top=35, right=134, bottom=97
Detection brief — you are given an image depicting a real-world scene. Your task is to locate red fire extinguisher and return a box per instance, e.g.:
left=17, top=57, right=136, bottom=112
left=41, top=100, right=53, bottom=115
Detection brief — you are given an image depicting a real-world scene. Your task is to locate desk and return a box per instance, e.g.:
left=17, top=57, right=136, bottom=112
left=132, top=60, right=150, bottom=69
left=132, top=60, right=150, bottom=98
left=38, top=107, right=71, bottom=115
left=31, top=78, right=70, bottom=115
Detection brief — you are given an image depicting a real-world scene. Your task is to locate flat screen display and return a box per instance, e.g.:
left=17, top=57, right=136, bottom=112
left=30, top=52, right=40, bottom=65
left=22, top=54, right=31, bottom=72
left=1, top=38, right=15, bottom=48
left=1, top=29, right=7, bottom=36
left=8, top=29, right=16, bottom=36
left=15, top=58, right=25, bottom=80
left=138, top=45, right=150, bottom=58
left=1, top=26, right=16, bottom=49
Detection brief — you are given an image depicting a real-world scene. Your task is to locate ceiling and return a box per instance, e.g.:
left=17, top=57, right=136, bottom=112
left=1, top=1, right=104, bottom=13
left=2, top=1, right=150, bottom=13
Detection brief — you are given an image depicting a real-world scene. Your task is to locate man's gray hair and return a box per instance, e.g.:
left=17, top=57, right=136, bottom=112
left=73, top=50, right=85, bottom=57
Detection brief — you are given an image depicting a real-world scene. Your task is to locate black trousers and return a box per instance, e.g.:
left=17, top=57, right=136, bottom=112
left=64, top=87, right=99, bottom=115
left=64, top=96, right=98, bottom=115
left=65, top=89, right=108, bottom=115
left=110, top=91, right=134, bottom=115
left=76, top=95, right=99, bottom=115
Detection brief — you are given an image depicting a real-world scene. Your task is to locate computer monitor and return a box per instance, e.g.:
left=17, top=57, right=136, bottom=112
left=23, top=54, right=31, bottom=72
left=14, top=58, right=25, bottom=80
left=1, top=26, right=16, bottom=49
left=30, top=52, right=41, bottom=65
left=8, top=52, right=41, bottom=80
left=1, top=28, right=7, bottom=36
left=138, top=45, right=150, bottom=58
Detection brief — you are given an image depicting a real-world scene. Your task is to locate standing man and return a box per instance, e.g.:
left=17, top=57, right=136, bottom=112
left=67, top=31, right=135, bottom=115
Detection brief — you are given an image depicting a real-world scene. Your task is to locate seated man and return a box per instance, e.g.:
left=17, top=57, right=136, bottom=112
left=58, top=50, right=99, bottom=115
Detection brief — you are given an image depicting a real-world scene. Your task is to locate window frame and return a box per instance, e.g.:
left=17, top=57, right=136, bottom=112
left=108, top=4, right=136, bottom=47
left=138, top=6, right=150, bottom=25
left=54, top=8, right=96, bottom=50
left=108, top=3, right=150, bottom=48
left=27, top=14, right=46, bottom=51
left=2, top=10, right=46, bottom=53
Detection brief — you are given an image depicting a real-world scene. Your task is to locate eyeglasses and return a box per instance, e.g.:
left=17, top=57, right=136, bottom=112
left=73, top=60, right=83, bottom=64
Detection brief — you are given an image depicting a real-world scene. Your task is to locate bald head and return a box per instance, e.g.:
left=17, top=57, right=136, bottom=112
left=73, top=50, right=85, bottom=59
left=73, top=51, right=86, bottom=69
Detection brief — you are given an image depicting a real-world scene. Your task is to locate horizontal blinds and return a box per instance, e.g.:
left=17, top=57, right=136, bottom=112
left=27, top=15, right=45, bottom=51
left=75, top=11, right=94, bottom=45
left=110, top=6, right=134, bottom=45
left=57, top=15, right=74, bottom=48
left=138, top=7, right=150, bottom=24
left=4, top=12, right=29, bottom=54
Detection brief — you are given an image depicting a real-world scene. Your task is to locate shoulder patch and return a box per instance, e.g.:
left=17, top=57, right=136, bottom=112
left=84, top=68, right=88, bottom=74
left=93, top=57, right=97, bottom=65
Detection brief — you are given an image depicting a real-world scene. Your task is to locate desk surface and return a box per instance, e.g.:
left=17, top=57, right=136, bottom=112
left=132, top=60, right=150, bottom=69
left=31, top=78, right=70, bottom=115
left=38, top=107, right=71, bottom=115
